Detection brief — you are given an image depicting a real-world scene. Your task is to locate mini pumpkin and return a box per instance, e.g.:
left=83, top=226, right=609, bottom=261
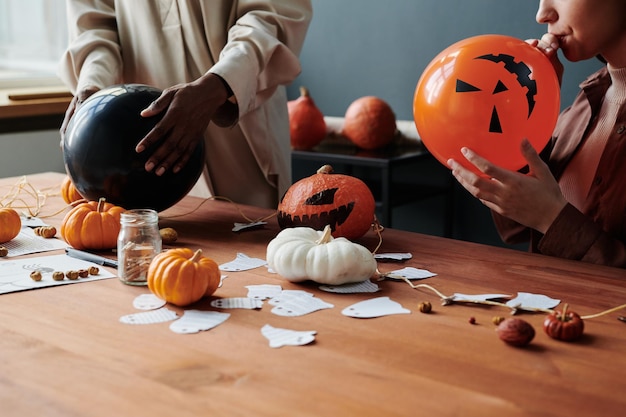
left=0, top=207, right=21, bottom=243
left=60, top=198, right=125, bottom=250
left=147, top=248, right=221, bottom=307
left=61, top=176, right=84, bottom=204
left=288, top=86, right=327, bottom=150
left=543, top=304, right=585, bottom=342
left=277, top=165, right=376, bottom=240
left=342, top=96, right=397, bottom=150
left=267, top=224, right=377, bottom=285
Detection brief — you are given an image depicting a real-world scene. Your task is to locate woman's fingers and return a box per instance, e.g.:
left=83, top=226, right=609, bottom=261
left=539, top=33, right=560, bottom=53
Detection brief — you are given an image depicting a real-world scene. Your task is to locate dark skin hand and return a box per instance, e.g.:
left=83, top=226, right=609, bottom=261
left=60, top=73, right=230, bottom=176
left=60, top=85, right=101, bottom=143
left=137, top=73, right=230, bottom=176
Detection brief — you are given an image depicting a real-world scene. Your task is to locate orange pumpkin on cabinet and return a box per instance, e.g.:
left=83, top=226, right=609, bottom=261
left=343, top=96, right=396, bottom=150
left=288, top=86, right=327, bottom=150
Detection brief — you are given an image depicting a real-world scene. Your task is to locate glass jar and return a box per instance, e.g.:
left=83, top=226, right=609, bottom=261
left=117, top=209, right=162, bottom=286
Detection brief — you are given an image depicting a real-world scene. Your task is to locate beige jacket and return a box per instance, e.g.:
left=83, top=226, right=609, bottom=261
left=58, top=0, right=312, bottom=208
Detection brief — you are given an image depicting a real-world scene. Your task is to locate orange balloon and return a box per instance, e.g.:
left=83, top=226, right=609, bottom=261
left=413, top=34, right=560, bottom=174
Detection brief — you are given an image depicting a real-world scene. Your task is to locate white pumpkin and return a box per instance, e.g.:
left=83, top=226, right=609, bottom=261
left=266, top=225, right=377, bottom=285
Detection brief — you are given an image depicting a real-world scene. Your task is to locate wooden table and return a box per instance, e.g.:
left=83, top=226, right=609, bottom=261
left=1, top=172, right=625, bottom=417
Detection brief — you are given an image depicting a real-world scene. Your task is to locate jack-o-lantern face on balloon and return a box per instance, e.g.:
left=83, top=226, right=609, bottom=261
left=277, top=165, right=375, bottom=240
left=413, top=35, right=560, bottom=174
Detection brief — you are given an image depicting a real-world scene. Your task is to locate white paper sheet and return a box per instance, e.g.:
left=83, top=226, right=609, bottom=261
left=0, top=254, right=116, bottom=295
left=2, top=227, right=68, bottom=257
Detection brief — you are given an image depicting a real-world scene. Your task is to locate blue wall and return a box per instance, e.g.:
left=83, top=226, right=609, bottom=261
left=288, top=0, right=603, bottom=248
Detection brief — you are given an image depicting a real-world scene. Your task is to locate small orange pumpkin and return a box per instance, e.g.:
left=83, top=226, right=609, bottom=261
left=288, top=86, right=327, bottom=150
left=343, top=96, right=397, bottom=150
left=0, top=207, right=21, bottom=243
left=277, top=165, right=376, bottom=240
left=60, top=198, right=125, bottom=250
left=61, top=176, right=84, bottom=204
left=147, top=248, right=221, bottom=307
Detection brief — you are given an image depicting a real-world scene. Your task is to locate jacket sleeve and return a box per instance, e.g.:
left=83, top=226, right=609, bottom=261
left=491, top=212, right=531, bottom=245
left=57, top=0, right=122, bottom=94
left=538, top=204, right=626, bottom=268
left=209, top=0, right=312, bottom=121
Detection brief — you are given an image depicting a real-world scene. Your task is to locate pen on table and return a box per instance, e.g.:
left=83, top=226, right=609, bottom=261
left=65, top=247, right=118, bottom=268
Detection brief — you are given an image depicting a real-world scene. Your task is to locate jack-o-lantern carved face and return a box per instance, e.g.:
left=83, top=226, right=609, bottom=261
left=277, top=165, right=375, bottom=240
left=414, top=35, right=560, bottom=174
left=279, top=186, right=356, bottom=233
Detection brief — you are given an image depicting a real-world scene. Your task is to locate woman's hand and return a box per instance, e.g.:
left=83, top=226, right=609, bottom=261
left=136, top=73, right=230, bottom=176
left=526, top=33, right=564, bottom=85
left=448, top=139, right=567, bottom=234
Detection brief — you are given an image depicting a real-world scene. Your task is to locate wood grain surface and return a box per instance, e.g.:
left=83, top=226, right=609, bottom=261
left=0, top=87, right=72, bottom=119
left=1, top=172, right=624, bottom=417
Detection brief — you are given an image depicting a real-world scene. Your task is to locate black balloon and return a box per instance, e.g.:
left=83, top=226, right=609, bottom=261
left=63, top=84, right=205, bottom=212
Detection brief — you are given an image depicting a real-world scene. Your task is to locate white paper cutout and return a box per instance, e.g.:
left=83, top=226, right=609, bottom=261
left=342, top=297, right=411, bottom=318
left=270, top=292, right=333, bottom=317
left=169, top=310, right=230, bottom=334
left=261, top=324, right=316, bottom=348
left=384, top=267, right=437, bottom=280
left=1, top=227, right=68, bottom=257
left=119, top=307, right=178, bottom=325
left=246, top=284, right=283, bottom=300
left=210, top=297, right=264, bottom=310
left=232, top=221, right=267, bottom=232
left=266, top=290, right=314, bottom=306
left=319, top=280, right=380, bottom=294
left=374, top=252, right=413, bottom=261
left=133, top=293, right=166, bottom=310
left=506, top=292, right=560, bottom=311
left=218, top=274, right=228, bottom=287
left=219, top=253, right=267, bottom=272
left=0, top=254, right=116, bottom=295
left=452, top=293, right=511, bottom=302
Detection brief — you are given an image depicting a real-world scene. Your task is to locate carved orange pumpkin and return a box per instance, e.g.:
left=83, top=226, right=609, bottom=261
left=343, top=96, right=396, bottom=150
left=0, top=207, right=21, bottom=243
left=277, top=165, right=376, bottom=240
left=61, top=175, right=84, bottom=204
left=60, top=198, right=125, bottom=250
left=288, top=86, right=327, bottom=150
left=147, top=248, right=221, bottom=307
